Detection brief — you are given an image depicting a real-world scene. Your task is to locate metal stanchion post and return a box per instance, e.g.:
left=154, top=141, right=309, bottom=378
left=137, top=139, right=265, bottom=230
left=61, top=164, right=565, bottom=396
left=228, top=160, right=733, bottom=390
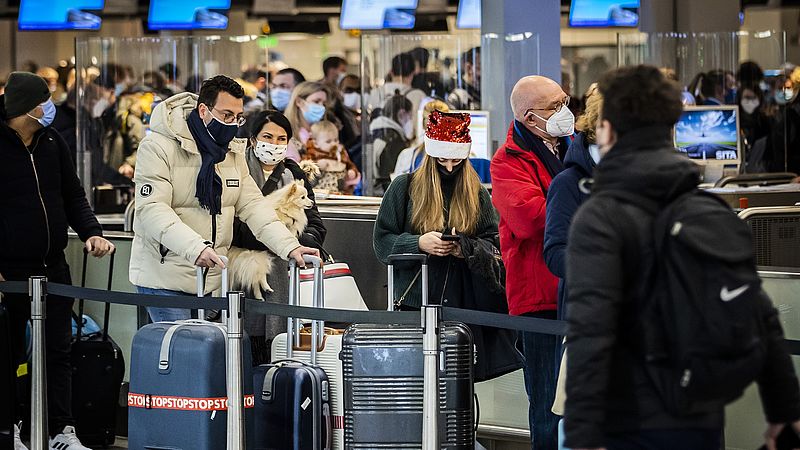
left=420, top=263, right=440, bottom=450
left=29, top=276, right=48, bottom=450
left=226, top=290, right=245, bottom=450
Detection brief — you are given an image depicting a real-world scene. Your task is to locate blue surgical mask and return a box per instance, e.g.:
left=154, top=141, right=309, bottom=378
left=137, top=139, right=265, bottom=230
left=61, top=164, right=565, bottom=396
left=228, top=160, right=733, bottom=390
left=115, top=82, right=127, bottom=97
left=270, top=88, right=291, bottom=111
left=303, top=102, right=326, bottom=124
left=27, top=99, right=56, bottom=128
left=775, top=89, right=794, bottom=105
left=206, top=115, right=239, bottom=147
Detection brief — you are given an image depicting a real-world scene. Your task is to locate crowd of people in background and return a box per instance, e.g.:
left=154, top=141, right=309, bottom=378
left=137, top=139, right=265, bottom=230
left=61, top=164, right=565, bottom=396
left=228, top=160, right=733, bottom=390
left=5, top=46, right=800, bottom=450
left=0, top=45, right=485, bottom=197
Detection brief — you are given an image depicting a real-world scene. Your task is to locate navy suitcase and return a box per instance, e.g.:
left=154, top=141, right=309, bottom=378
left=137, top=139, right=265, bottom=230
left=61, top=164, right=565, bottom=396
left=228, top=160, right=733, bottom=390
left=128, top=264, right=254, bottom=450
left=253, top=257, right=331, bottom=450
left=341, top=255, right=475, bottom=449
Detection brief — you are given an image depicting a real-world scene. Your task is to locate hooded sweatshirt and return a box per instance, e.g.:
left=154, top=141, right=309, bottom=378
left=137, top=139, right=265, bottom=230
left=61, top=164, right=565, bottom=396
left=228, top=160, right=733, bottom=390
left=564, top=126, right=800, bottom=447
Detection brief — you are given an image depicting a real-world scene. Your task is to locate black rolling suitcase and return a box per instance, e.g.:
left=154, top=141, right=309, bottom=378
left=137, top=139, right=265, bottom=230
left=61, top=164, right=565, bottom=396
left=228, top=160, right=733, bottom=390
left=253, top=257, right=332, bottom=450
left=71, top=250, right=125, bottom=447
left=341, top=254, right=475, bottom=449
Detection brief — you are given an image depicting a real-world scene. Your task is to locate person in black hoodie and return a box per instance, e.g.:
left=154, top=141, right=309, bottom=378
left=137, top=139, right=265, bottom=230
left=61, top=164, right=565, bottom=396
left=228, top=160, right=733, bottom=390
left=563, top=65, right=800, bottom=450
left=0, top=72, right=114, bottom=449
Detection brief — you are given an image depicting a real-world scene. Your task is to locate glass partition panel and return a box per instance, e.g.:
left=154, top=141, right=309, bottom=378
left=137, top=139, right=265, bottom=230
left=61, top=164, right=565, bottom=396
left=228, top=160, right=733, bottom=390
left=358, top=32, right=539, bottom=195
left=618, top=31, right=791, bottom=175
left=74, top=36, right=269, bottom=207
left=726, top=271, right=800, bottom=449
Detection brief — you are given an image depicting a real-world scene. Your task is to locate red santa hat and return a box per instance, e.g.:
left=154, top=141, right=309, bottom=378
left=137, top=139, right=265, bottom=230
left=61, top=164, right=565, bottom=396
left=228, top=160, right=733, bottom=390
left=424, top=110, right=472, bottom=159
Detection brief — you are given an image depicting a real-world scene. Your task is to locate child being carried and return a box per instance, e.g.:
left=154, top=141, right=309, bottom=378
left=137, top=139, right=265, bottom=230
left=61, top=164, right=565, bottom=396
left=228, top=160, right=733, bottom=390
left=305, top=120, right=361, bottom=194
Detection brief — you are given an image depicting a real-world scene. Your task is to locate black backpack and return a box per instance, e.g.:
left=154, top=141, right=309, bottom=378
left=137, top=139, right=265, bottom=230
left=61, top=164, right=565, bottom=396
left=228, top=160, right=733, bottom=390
left=607, top=189, right=768, bottom=416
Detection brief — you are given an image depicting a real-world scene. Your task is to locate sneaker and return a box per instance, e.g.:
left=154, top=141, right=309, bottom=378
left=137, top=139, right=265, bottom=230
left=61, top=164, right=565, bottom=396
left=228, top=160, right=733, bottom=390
left=48, top=426, right=91, bottom=450
left=14, top=422, right=28, bottom=450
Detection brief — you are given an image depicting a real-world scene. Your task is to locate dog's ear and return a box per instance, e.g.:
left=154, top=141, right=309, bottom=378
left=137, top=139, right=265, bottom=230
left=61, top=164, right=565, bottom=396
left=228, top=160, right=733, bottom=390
left=287, top=182, right=299, bottom=196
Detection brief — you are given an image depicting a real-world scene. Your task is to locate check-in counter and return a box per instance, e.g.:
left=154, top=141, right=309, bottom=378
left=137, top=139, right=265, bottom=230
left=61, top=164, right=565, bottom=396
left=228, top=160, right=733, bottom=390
left=705, top=183, right=800, bottom=209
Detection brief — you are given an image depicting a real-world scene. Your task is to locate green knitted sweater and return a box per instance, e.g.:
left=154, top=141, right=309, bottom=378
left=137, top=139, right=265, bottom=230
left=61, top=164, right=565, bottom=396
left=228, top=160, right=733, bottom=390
left=372, top=173, right=499, bottom=308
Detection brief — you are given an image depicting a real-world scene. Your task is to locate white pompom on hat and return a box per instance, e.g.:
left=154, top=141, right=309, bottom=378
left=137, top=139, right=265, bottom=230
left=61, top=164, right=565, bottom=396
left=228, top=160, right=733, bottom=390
left=424, top=110, right=472, bottom=159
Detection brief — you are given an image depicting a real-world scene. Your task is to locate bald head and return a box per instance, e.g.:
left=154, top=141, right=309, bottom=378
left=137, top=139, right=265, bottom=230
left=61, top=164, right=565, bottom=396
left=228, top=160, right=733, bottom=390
left=510, top=76, right=565, bottom=121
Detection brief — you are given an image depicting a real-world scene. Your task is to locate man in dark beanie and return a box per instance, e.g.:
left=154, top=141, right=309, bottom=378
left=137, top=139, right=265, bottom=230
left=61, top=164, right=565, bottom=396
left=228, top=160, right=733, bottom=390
left=0, top=71, right=114, bottom=450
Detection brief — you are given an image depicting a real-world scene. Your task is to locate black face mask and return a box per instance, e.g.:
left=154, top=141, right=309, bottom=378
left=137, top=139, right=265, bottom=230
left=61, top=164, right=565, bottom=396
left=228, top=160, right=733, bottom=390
left=437, top=161, right=465, bottom=181
left=205, top=115, right=239, bottom=148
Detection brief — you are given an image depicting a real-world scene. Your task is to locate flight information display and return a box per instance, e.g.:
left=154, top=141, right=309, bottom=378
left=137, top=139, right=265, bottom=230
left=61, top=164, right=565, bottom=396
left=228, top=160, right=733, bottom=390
left=148, top=0, right=231, bottom=30
left=675, top=107, right=739, bottom=161
left=340, top=0, right=418, bottom=30
left=456, top=0, right=480, bottom=29
left=19, top=0, right=104, bottom=30
left=569, top=0, right=640, bottom=27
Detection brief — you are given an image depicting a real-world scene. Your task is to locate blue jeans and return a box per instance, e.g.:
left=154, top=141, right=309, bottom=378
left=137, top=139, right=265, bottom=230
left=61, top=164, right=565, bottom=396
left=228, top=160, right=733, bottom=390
left=520, top=310, right=559, bottom=450
left=136, top=286, right=192, bottom=322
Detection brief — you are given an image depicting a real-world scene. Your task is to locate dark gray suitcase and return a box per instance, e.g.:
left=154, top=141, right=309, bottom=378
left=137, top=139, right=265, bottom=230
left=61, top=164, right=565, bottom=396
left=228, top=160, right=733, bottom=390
left=341, top=255, right=475, bottom=449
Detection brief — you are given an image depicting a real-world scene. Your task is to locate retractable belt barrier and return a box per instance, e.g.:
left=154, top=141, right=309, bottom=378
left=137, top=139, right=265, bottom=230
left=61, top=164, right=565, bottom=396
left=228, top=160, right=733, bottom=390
left=6, top=274, right=800, bottom=450
left=3, top=280, right=800, bottom=350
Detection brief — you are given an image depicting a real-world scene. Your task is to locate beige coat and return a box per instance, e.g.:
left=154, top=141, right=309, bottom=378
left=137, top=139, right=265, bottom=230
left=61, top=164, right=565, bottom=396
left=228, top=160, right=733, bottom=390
left=129, top=93, right=299, bottom=294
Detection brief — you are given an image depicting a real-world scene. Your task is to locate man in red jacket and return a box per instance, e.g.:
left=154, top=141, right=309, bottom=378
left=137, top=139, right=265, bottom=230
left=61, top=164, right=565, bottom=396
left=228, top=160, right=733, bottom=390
left=490, top=75, right=574, bottom=450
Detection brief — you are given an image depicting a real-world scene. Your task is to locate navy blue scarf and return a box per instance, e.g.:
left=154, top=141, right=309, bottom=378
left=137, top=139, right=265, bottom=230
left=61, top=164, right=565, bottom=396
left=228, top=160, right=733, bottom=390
left=513, top=120, right=565, bottom=179
left=187, top=109, right=226, bottom=215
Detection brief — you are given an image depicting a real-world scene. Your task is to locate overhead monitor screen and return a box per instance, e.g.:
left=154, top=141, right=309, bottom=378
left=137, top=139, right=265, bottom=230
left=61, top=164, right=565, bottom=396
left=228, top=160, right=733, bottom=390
left=19, top=0, right=104, bottom=30
left=675, top=107, right=739, bottom=161
left=340, top=0, right=418, bottom=30
left=148, top=0, right=231, bottom=30
left=456, top=0, right=480, bottom=29
left=569, top=0, right=640, bottom=27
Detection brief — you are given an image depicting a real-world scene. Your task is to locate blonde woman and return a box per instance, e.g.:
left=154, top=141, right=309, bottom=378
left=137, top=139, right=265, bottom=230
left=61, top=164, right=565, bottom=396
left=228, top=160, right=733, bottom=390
left=284, top=81, right=329, bottom=146
left=373, top=110, right=519, bottom=381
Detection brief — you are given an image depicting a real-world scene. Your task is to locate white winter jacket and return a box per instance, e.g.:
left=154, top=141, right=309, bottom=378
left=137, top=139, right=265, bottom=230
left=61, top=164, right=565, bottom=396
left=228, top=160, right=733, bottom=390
left=129, top=93, right=299, bottom=294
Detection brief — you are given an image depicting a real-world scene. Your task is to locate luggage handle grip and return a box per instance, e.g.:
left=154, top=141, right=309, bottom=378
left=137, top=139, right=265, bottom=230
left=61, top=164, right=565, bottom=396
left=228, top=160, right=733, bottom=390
left=387, top=253, right=429, bottom=311
left=194, top=255, right=229, bottom=321
left=287, top=255, right=324, bottom=362
left=387, top=254, right=428, bottom=265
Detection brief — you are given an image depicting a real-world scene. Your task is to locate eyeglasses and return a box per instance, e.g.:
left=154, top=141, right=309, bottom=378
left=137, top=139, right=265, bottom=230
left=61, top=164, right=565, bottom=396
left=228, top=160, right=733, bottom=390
left=527, top=96, right=571, bottom=115
left=210, top=106, right=246, bottom=127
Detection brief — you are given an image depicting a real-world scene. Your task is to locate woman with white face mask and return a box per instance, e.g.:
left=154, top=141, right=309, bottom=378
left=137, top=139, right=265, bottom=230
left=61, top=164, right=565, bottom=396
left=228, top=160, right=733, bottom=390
left=737, top=86, right=770, bottom=156
left=230, top=109, right=327, bottom=364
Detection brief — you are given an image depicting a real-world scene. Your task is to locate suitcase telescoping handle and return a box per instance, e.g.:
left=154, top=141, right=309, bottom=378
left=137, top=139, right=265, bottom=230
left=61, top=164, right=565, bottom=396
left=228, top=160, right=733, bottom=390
left=194, top=255, right=229, bottom=321
left=288, top=255, right=323, bottom=364
left=77, top=247, right=116, bottom=341
left=386, top=254, right=428, bottom=311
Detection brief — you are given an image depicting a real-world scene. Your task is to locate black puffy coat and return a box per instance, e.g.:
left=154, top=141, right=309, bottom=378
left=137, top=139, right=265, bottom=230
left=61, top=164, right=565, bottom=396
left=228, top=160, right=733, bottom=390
left=564, top=126, right=800, bottom=448
left=0, top=95, right=103, bottom=273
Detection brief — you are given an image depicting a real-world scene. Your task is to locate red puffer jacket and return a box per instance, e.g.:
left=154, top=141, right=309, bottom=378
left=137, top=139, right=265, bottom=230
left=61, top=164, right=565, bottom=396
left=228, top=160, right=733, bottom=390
left=490, top=123, right=563, bottom=316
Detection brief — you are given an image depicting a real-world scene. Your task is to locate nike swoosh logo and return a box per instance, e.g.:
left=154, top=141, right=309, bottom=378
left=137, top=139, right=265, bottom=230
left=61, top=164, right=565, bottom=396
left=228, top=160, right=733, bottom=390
left=721, top=284, right=750, bottom=302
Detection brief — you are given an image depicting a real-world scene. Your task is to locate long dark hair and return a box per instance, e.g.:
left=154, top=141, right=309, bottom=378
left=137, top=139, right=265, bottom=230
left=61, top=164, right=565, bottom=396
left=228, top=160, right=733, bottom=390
left=249, top=109, right=293, bottom=141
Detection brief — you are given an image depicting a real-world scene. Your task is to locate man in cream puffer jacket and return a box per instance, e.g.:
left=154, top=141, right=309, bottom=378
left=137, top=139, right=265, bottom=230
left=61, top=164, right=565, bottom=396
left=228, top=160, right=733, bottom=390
left=130, top=76, right=318, bottom=321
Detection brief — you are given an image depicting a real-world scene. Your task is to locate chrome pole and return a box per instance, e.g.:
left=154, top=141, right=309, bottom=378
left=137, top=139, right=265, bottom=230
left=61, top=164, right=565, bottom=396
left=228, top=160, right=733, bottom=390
left=226, top=290, right=245, bottom=450
left=420, top=263, right=439, bottom=450
left=29, top=276, right=48, bottom=450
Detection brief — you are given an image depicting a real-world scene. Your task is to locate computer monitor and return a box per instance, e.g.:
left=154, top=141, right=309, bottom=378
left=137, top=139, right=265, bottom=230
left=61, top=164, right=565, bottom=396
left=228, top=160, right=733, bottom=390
left=456, top=0, right=481, bottom=29
left=19, top=0, right=104, bottom=31
left=674, top=105, right=740, bottom=182
left=451, top=110, right=491, bottom=160
left=339, top=0, right=418, bottom=30
left=148, top=0, right=231, bottom=30
left=568, top=0, right=640, bottom=28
